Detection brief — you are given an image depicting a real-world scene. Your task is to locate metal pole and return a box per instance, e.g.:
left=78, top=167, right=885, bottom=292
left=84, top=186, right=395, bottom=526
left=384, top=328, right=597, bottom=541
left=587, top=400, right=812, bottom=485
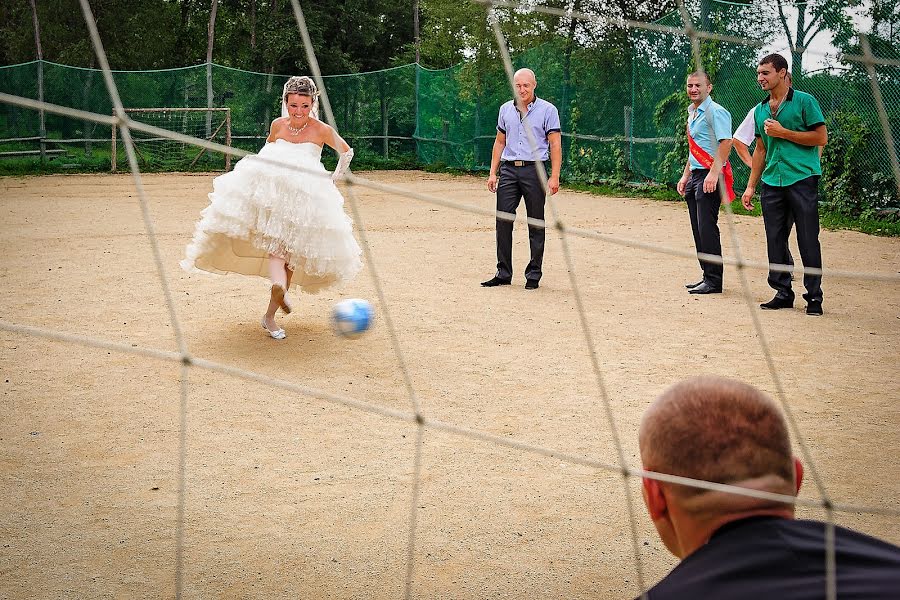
left=111, top=110, right=117, bottom=171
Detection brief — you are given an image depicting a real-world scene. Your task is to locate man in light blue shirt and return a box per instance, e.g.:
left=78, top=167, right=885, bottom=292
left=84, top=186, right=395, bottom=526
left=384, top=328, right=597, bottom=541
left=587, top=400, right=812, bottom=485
left=678, top=71, right=733, bottom=295
left=481, top=68, right=561, bottom=290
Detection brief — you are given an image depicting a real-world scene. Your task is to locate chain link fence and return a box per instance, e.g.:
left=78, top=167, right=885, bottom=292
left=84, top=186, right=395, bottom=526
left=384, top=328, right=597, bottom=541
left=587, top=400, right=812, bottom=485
left=2, top=7, right=897, bottom=212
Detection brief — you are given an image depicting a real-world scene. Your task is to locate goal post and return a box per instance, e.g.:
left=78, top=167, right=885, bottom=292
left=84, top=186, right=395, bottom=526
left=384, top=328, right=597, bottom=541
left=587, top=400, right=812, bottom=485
left=111, top=107, right=231, bottom=172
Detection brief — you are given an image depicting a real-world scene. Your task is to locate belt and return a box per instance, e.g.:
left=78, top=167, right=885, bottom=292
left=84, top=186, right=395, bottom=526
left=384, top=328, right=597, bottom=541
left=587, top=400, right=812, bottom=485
left=502, top=160, right=546, bottom=167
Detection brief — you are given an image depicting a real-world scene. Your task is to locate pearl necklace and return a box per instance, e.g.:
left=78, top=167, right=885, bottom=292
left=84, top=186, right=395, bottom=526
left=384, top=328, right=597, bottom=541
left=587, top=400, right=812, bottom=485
left=286, top=119, right=310, bottom=136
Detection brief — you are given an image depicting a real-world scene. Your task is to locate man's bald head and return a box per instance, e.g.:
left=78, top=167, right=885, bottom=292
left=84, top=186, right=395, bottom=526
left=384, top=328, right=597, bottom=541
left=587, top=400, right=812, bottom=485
left=640, top=376, right=795, bottom=499
left=514, top=68, right=536, bottom=85
left=512, top=68, right=538, bottom=108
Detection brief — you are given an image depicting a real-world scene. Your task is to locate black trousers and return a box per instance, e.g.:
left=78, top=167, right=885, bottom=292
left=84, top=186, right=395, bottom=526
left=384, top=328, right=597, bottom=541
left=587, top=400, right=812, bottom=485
left=761, top=176, right=823, bottom=302
left=685, top=169, right=723, bottom=288
left=494, top=162, right=547, bottom=282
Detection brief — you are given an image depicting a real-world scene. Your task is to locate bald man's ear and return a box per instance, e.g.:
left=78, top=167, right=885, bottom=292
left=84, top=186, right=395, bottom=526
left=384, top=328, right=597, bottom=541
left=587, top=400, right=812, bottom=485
left=794, top=457, right=804, bottom=495
left=642, top=477, right=668, bottom=520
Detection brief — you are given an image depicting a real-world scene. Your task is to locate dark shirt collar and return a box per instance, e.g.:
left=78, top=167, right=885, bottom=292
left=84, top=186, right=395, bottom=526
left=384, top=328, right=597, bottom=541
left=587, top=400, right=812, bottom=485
left=709, top=515, right=785, bottom=541
left=514, top=94, right=539, bottom=111
left=760, top=86, right=795, bottom=106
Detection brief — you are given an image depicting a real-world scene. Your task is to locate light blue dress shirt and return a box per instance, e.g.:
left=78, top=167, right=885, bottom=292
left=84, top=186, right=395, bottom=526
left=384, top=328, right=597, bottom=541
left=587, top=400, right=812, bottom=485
left=497, top=96, right=561, bottom=162
left=687, top=96, right=732, bottom=171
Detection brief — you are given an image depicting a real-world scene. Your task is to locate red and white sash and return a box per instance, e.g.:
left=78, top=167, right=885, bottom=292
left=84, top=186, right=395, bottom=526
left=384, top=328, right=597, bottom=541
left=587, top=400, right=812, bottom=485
left=687, top=124, right=736, bottom=203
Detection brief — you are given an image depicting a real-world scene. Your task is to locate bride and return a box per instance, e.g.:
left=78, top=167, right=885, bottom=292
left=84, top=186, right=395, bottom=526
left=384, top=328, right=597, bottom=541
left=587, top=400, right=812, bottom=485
left=181, top=76, right=362, bottom=340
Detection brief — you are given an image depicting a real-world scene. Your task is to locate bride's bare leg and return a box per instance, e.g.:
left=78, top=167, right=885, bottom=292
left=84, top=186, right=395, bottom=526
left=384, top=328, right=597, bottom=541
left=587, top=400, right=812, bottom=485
left=279, top=263, right=294, bottom=314
left=268, top=254, right=288, bottom=289
left=264, top=255, right=290, bottom=331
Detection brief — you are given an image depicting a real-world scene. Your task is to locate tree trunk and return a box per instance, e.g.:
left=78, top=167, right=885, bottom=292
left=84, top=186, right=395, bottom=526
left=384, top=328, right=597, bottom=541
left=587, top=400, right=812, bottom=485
left=792, top=4, right=807, bottom=78
left=474, top=98, right=481, bottom=166
left=28, top=0, right=46, bottom=162
left=380, top=78, right=389, bottom=158
left=250, top=0, right=257, bottom=54
left=413, top=0, right=420, bottom=64
left=561, top=0, right=581, bottom=135
left=265, top=67, right=273, bottom=130
left=206, top=0, right=218, bottom=137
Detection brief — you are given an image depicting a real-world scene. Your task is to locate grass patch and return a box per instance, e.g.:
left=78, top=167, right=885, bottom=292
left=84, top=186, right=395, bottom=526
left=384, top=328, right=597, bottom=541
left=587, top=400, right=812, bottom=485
left=565, top=180, right=679, bottom=201
left=3, top=158, right=898, bottom=237
left=565, top=179, right=899, bottom=237
left=820, top=211, right=900, bottom=236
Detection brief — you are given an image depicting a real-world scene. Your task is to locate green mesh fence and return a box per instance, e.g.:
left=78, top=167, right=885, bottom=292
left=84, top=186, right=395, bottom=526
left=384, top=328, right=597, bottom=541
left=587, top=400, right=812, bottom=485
left=1, top=6, right=898, bottom=211
left=0, top=61, right=419, bottom=172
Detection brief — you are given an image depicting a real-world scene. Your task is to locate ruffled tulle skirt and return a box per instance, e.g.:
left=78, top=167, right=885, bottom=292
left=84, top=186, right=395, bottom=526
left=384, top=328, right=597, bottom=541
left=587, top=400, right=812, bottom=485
left=181, top=140, right=362, bottom=293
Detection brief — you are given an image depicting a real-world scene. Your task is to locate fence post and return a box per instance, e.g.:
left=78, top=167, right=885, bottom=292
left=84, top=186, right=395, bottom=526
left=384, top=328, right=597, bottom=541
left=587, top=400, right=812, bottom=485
left=111, top=112, right=117, bottom=172
left=381, top=78, right=389, bottom=158
left=624, top=105, right=633, bottom=170
left=225, top=108, right=231, bottom=171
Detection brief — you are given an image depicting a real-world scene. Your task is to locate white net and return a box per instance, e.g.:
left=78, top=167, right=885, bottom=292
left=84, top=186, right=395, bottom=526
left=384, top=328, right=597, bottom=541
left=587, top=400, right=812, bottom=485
left=0, top=0, right=898, bottom=598
left=112, top=108, right=231, bottom=172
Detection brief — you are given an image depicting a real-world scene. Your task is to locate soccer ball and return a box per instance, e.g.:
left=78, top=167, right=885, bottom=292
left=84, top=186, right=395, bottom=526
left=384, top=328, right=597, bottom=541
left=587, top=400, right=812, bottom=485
left=332, top=298, right=373, bottom=338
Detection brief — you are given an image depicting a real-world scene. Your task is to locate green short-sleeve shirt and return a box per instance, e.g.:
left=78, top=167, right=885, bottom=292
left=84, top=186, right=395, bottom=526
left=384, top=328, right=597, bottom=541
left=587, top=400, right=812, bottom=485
left=754, top=88, right=826, bottom=187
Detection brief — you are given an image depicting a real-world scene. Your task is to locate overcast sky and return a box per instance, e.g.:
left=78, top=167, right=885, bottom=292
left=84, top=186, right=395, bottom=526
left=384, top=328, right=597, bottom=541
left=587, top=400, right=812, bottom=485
left=761, top=3, right=873, bottom=72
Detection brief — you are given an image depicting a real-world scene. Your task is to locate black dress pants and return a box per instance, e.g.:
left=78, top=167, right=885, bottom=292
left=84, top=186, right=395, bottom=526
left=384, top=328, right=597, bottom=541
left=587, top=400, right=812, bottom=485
left=494, top=162, right=546, bottom=282
left=760, top=176, right=823, bottom=302
left=685, top=169, right=723, bottom=289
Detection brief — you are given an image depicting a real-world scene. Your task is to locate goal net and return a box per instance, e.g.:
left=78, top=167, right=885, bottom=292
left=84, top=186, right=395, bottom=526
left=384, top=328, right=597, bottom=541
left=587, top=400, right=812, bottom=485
left=112, top=107, right=231, bottom=172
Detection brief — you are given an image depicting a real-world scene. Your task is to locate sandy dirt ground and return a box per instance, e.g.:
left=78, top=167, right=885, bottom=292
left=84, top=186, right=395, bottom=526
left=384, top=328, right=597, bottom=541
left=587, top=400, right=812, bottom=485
left=0, top=170, right=898, bottom=599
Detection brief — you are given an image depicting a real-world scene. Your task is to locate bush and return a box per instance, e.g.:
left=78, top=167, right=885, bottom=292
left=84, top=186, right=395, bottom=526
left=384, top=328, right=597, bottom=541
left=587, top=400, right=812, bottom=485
left=821, top=111, right=900, bottom=218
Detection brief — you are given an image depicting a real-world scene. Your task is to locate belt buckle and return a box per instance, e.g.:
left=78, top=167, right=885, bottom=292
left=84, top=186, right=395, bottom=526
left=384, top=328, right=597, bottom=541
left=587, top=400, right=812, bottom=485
left=513, top=160, right=525, bottom=167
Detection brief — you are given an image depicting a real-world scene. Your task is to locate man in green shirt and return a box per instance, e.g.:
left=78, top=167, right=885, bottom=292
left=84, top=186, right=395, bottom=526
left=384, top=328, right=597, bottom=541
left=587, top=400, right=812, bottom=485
left=741, top=54, right=828, bottom=316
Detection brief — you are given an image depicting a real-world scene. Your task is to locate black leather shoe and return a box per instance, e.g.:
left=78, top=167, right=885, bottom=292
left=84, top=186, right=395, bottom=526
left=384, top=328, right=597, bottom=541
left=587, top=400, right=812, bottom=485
left=806, top=300, right=823, bottom=316
left=760, top=295, right=794, bottom=310
left=525, top=279, right=539, bottom=290
left=481, top=277, right=511, bottom=287
left=688, top=282, right=722, bottom=294
left=685, top=280, right=705, bottom=289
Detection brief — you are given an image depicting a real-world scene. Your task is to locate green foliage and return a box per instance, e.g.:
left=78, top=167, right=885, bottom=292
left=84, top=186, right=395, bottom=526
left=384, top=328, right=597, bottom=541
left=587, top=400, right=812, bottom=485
left=820, top=210, right=900, bottom=236
left=565, top=137, right=632, bottom=186
left=2, top=0, right=898, bottom=238
left=773, top=0, right=861, bottom=78
left=653, top=91, right=688, bottom=185
left=821, top=110, right=900, bottom=219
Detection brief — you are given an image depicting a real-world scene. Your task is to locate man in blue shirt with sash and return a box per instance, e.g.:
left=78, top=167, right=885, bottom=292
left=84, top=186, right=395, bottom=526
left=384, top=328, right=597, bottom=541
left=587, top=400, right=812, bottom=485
left=678, top=71, right=734, bottom=295
left=481, top=68, right=561, bottom=290
left=741, top=54, right=828, bottom=316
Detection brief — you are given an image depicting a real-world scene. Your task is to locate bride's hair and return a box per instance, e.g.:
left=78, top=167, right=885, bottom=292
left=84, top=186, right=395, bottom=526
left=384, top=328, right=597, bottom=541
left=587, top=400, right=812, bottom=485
left=281, top=76, right=320, bottom=120
left=283, top=76, right=318, bottom=103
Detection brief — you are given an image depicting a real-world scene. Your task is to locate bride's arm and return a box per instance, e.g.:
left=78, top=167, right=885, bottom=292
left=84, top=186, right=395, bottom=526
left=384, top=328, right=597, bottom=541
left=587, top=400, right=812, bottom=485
left=266, top=118, right=283, bottom=143
left=321, top=124, right=351, bottom=154
left=322, top=124, right=353, bottom=181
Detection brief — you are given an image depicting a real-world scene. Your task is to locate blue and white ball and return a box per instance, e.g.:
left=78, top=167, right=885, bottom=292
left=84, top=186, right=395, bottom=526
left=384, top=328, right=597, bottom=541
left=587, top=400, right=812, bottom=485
left=332, top=298, right=373, bottom=338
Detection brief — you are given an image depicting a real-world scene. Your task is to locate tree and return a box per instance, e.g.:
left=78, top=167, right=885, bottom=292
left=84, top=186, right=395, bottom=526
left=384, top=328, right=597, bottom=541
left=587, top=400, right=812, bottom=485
left=775, top=0, right=861, bottom=78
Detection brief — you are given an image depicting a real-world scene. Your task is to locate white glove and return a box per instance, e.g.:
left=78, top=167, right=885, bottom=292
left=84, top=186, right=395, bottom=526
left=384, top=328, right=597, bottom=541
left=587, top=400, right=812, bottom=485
left=332, top=148, right=354, bottom=181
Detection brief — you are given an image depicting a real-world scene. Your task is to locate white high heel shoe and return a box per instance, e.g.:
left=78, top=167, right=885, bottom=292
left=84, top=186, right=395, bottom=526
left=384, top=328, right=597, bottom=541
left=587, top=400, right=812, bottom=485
left=271, top=284, right=292, bottom=314
left=261, top=316, right=286, bottom=340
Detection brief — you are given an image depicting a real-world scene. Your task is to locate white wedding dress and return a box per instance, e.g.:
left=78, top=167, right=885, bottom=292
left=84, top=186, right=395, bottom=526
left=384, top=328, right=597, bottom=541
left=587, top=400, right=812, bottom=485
left=181, top=139, right=362, bottom=293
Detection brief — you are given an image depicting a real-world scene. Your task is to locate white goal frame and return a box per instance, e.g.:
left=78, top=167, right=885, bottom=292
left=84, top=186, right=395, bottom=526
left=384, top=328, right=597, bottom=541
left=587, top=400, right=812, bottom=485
left=111, top=107, right=231, bottom=172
